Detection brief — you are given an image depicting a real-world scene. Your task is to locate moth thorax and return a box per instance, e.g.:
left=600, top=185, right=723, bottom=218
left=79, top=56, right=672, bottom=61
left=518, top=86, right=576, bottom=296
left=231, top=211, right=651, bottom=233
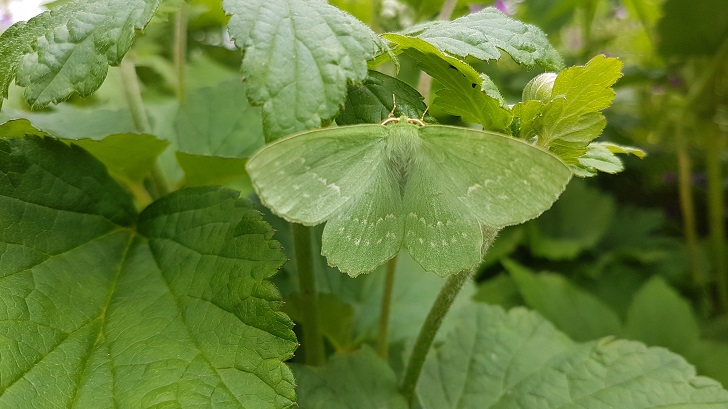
left=386, top=128, right=420, bottom=195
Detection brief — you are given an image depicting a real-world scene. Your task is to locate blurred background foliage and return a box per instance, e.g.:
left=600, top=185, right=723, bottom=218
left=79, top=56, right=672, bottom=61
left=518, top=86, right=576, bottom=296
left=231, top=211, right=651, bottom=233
left=1, top=0, right=727, bottom=387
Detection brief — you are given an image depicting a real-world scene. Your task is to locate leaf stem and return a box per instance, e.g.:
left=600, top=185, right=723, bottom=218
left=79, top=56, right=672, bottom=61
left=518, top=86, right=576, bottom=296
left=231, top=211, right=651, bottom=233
left=174, top=3, right=188, bottom=104
left=291, top=223, right=326, bottom=365
left=377, top=255, right=398, bottom=359
left=120, top=57, right=152, bottom=133
left=119, top=56, right=170, bottom=197
left=675, top=124, right=705, bottom=288
left=400, top=268, right=472, bottom=406
left=705, top=123, right=728, bottom=312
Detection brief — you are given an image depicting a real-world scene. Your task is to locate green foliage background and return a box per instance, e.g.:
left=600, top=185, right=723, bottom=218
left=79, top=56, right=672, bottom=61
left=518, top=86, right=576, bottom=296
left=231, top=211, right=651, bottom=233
left=1, top=0, right=727, bottom=407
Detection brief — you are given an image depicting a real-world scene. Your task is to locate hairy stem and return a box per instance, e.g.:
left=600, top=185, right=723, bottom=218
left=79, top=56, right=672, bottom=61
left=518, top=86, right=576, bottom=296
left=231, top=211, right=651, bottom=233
left=120, top=57, right=152, bottom=133
left=401, top=268, right=472, bottom=405
left=291, top=223, right=326, bottom=365
left=377, top=256, right=398, bottom=359
left=174, top=3, right=188, bottom=103
left=119, top=57, right=169, bottom=198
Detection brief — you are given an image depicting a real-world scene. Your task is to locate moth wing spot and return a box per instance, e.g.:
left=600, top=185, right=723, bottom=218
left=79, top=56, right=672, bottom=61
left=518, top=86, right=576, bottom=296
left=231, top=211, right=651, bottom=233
left=328, top=183, right=341, bottom=194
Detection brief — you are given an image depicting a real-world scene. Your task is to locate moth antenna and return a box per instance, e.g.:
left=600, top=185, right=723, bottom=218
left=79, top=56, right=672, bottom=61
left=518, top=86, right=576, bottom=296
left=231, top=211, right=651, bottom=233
left=387, top=95, right=397, bottom=118
left=419, top=105, right=430, bottom=122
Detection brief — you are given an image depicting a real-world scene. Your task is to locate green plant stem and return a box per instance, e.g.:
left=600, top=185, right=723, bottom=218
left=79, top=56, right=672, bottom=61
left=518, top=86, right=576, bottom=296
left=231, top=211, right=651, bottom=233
left=120, top=57, right=152, bottom=133
left=174, top=3, right=187, bottom=103
left=679, top=38, right=728, bottom=310
left=119, top=56, right=170, bottom=198
left=291, top=223, right=326, bottom=365
left=401, top=268, right=472, bottom=406
left=705, top=124, right=728, bottom=312
left=417, top=0, right=458, bottom=100
left=377, top=256, right=398, bottom=359
left=675, top=124, right=705, bottom=288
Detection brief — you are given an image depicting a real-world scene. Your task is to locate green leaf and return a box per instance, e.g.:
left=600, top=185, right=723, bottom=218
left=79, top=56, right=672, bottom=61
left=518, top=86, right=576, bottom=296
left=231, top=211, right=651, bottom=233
left=71, top=133, right=169, bottom=183
left=417, top=303, right=728, bottom=409
left=0, top=136, right=297, bottom=407
left=514, top=55, right=623, bottom=165
left=247, top=120, right=570, bottom=276
left=574, top=142, right=646, bottom=177
left=472, top=273, right=522, bottom=308
left=174, top=80, right=264, bottom=158
left=0, top=106, right=136, bottom=138
left=284, top=293, right=357, bottom=352
left=383, top=34, right=512, bottom=132
left=574, top=142, right=625, bottom=176
left=0, top=118, right=167, bottom=186
left=223, top=0, right=385, bottom=140
left=337, top=70, right=428, bottom=126
left=176, top=152, right=251, bottom=187
left=171, top=80, right=264, bottom=186
left=688, top=340, right=728, bottom=388
left=625, top=276, right=700, bottom=356
left=291, top=347, right=408, bottom=409
left=412, top=7, right=564, bottom=70
left=527, top=180, right=615, bottom=260
left=7, top=0, right=162, bottom=107
left=0, top=14, right=53, bottom=109
left=0, top=118, right=49, bottom=138
left=505, top=260, right=623, bottom=341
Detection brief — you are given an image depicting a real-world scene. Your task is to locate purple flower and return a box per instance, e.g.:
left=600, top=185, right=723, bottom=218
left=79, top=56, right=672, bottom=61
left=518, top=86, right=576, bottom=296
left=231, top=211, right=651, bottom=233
left=1, top=11, right=12, bottom=32
left=493, top=0, right=508, bottom=13
left=469, top=4, right=484, bottom=13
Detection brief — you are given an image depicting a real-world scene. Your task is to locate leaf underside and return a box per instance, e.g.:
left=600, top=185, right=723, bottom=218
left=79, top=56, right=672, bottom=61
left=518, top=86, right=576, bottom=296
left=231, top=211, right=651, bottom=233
left=0, top=0, right=162, bottom=108
left=223, top=0, right=385, bottom=141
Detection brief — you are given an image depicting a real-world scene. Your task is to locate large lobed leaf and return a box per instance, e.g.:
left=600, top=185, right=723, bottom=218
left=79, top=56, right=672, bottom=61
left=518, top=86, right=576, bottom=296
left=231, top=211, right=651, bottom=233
left=417, top=303, right=728, bottom=409
left=223, top=0, right=385, bottom=141
left=0, top=0, right=162, bottom=109
left=291, top=347, right=408, bottom=409
left=0, top=136, right=297, bottom=408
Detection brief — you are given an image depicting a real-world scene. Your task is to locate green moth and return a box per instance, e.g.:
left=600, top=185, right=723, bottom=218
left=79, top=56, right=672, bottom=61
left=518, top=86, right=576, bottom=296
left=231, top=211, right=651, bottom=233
left=246, top=115, right=571, bottom=277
